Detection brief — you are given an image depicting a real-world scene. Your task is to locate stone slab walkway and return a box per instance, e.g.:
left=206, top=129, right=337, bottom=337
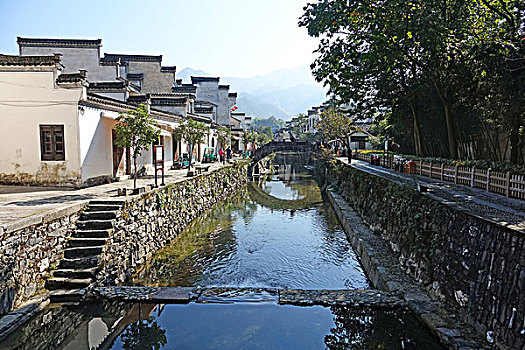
left=94, top=286, right=404, bottom=307
left=338, top=158, right=525, bottom=233
left=0, top=160, right=230, bottom=230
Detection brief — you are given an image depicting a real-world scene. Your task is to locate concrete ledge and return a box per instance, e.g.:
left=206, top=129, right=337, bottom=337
left=2, top=201, right=88, bottom=234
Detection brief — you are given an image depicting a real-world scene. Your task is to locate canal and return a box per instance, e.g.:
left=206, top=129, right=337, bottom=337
left=0, top=154, right=445, bottom=349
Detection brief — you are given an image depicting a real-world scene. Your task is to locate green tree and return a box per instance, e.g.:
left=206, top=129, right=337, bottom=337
left=216, top=126, right=231, bottom=149
left=114, top=104, right=160, bottom=189
left=174, top=119, right=209, bottom=176
left=316, top=108, right=355, bottom=159
left=300, top=0, right=524, bottom=163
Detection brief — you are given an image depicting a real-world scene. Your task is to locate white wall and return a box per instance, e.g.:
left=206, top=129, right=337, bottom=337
left=79, top=107, right=117, bottom=183
left=0, top=69, right=83, bottom=186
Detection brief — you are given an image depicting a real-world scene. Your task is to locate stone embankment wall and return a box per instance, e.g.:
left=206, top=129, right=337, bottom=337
left=0, top=163, right=247, bottom=316
left=320, top=159, right=524, bottom=350
left=97, top=162, right=247, bottom=285
left=0, top=206, right=83, bottom=315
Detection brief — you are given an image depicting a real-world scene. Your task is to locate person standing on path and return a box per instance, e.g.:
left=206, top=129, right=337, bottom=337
left=226, top=147, right=232, bottom=163
left=219, top=148, right=225, bottom=163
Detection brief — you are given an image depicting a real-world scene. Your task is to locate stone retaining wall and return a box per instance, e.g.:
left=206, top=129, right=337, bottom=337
left=0, top=162, right=247, bottom=316
left=97, top=162, right=247, bottom=285
left=320, top=159, right=524, bottom=350
left=0, top=206, right=84, bottom=315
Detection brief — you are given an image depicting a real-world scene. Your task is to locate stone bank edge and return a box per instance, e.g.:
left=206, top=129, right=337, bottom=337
left=0, top=162, right=247, bottom=318
left=322, top=157, right=524, bottom=349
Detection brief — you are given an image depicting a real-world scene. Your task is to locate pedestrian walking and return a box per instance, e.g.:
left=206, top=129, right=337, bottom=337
left=226, top=147, right=232, bottom=162
left=219, top=148, right=225, bottom=163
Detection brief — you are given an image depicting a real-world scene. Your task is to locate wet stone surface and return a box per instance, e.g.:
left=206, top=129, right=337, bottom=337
left=95, top=286, right=405, bottom=308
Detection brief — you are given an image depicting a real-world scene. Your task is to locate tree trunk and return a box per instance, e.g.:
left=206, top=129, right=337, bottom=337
left=409, top=100, right=425, bottom=157
left=443, top=102, right=459, bottom=159
left=509, top=112, right=523, bottom=164
left=430, top=77, right=458, bottom=159
left=187, top=144, right=193, bottom=176
left=133, top=154, right=137, bottom=190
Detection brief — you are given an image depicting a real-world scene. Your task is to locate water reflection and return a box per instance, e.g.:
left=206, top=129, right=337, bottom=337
left=130, top=159, right=369, bottom=290
left=109, top=304, right=445, bottom=350
left=0, top=300, right=444, bottom=350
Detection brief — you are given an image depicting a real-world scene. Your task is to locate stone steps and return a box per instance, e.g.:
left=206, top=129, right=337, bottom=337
left=76, top=220, right=114, bottom=230
left=53, top=268, right=98, bottom=279
left=86, top=204, right=122, bottom=212
left=89, top=199, right=126, bottom=206
left=67, top=237, right=108, bottom=247
left=46, top=277, right=92, bottom=290
left=75, top=229, right=112, bottom=238
left=57, top=256, right=100, bottom=269
left=48, top=199, right=122, bottom=294
left=49, top=288, right=88, bottom=303
left=80, top=211, right=117, bottom=220
left=64, top=246, right=104, bottom=259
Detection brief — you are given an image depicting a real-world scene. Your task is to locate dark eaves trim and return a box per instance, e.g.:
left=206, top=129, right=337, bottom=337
left=188, top=113, right=212, bottom=123
left=17, top=37, right=102, bottom=48
left=160, top=66, right=176, bottom=72
left=82, top=93, right=182, bottom=122
left=101, top=53, right=163, bottom=63
left=191, top=76, right=220, bottom=83
left=0, top=54, right=61, bottom=66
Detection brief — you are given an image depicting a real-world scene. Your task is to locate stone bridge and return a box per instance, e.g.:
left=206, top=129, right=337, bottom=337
left=249, top=141, right=317, bottom=175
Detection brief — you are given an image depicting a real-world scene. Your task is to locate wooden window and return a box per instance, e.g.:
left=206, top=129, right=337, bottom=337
left=40, top=125, right=65, bottom=161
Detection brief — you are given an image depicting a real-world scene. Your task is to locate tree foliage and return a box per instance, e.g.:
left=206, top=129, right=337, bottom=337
left=114, top=104, right=160, bottom=189
left=174, top=119, right=209, bottom=175
left=316, top=108, right=355, bottom=155
left=300, top=0, right=524, bottom=163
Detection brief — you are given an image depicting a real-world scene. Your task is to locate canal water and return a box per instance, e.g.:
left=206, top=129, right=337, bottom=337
left=129, top=158, right=369, bottom=290
left=0, top=154, right=445, bottom=349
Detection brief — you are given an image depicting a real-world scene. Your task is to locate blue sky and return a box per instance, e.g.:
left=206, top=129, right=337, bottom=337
left=0, top=0, right=319, bottom=78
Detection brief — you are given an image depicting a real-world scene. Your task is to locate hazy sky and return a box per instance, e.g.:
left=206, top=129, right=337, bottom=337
left=0, top=0, right=319, bottom=78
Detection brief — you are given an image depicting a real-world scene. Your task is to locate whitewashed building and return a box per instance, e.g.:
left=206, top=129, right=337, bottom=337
left=0, top=54, right=180, bottom=187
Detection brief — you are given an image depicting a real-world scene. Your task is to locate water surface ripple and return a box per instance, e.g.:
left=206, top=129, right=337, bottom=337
left=131, top=171, right=369, bottom=290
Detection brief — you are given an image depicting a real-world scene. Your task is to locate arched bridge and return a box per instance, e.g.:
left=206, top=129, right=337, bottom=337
left=249, top=141, right=317, bottom=175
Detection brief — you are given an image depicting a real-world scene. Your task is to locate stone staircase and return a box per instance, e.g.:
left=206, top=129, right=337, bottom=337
left=47, top=200, right=124, bottom=302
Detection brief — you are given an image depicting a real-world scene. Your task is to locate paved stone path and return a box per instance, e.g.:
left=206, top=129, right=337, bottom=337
left=339, top=158, right=525, bottom=232
left=0, top=161, right=229, bottom=228
left=94, top=286, right=404, bottom=307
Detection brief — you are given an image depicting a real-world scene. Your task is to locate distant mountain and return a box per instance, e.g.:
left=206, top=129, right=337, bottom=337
left=177, top=66, right=327, bottom=120
left=177, top=67, right=212, bottom=81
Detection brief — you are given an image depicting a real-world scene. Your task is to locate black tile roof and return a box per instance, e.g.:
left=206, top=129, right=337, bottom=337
left=101, top=53, right=162, bottom=63
left=172, top=85, right=197, bottom=94
left=17, top=37, right=101, bottom=48
left=56, top=71, right=87, bottom=83
left=195, top=106, right=214, bottom=113
left=160, top=66, right=176, bottom=72
left=127, top=73, right=144, bottom=80
left=191, top=76, right=220, bottom=83
left=151, top=97, right=188, bottom=106
left=228, top=92, right=237, bottom=98
left=219, top=84, right=230, bottom=90
left=0, top=54, right=61, bottom=66
left=88, top=81, right=127, bottom=90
